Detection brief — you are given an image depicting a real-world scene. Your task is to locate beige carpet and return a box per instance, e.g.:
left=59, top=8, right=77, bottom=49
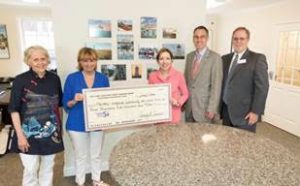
left=0, top=122, right=299, bottom=186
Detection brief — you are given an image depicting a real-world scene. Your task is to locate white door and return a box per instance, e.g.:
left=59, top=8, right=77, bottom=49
left=264, top=23, right=300, bottom=137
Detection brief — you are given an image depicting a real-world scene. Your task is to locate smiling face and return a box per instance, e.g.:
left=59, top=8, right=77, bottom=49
left=27, top=49, right=49, bottom=75
left=232, top=29, right=249, bottom=53
left=79, top=53, right=97, bottom=73
left=77, top=47, right=98, bottom=73
left=157, top=51, right=173, bottom=72
left=193, top=28, right=208, bottom=51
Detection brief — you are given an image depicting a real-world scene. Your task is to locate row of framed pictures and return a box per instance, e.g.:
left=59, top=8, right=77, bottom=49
left=89, top=17, right=177, bottom=39
left=87, top=17, right=185, bottom=61
left=87, top=41, right=185, bottom=60
left=100, top=63, right=158, bottom=81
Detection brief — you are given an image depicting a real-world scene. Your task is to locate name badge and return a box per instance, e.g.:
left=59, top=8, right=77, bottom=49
left=237, top=59, right=247, bottom=64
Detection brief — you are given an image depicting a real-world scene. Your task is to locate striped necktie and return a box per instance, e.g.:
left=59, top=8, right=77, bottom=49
left=191, top=54, right=201, bottom=79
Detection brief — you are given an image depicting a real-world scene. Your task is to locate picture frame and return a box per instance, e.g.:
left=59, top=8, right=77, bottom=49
left=131, top=64, right=142, bottom=79
left=162, top=27, right=177, bottom=39
left=101, top=64, right=127, bottom=81
left=162, top=43, right=185, bottom=59
left=0, top=24, right=10, bottom=59
left=88, top=19, right=112, bottom=38
left=86, top=42, right=112, bottom=60
left=117, top=34, right=134, bottom=60
left=117, top=19, right=133, bottom=32
left=141, top=17, right=157, bottom=39
left=138, top=44, right=159, bottom=60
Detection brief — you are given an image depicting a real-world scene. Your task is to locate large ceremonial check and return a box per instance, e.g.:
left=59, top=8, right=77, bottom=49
left=83, top=84, right=172, bottom=131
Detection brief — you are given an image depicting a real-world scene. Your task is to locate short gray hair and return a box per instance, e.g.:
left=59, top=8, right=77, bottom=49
left=24, top=45, right=50, bottom=65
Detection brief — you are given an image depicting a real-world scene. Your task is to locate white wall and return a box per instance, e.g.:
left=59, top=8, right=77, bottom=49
left=213, top=0, right=300, bottom=70
left=51, top=0, right=206, bottom=176
left=0, top=4, right=51, bottom=77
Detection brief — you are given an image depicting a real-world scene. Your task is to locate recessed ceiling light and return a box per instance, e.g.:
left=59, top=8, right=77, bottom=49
left=22, top=0, right=40, bottom=3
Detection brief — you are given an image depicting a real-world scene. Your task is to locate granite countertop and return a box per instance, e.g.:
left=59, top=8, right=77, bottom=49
left=109, top=123, right=300, bottom=186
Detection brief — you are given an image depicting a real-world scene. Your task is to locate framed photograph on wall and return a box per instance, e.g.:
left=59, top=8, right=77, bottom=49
left=146, top=63, right=158, bottom=80
left=117, top=34, right=134, bottom=60
left=0, top=24, right=10, bottom=59
left=117, top=19, right=133, bottom=32
left=162, top=27, right=177, bottom=39
left=141, top=17, right=157, bottom=39
left=88, top=19, right=112, bottom=38
left=101, top=64, right=127, bottom=81
left=162, top=43, right=185, bottom=59
left=138, top=44, right=158, bottom=60
left=86, top=42, right=112, bottom=60
left=131, top=64, right=142, bottom=79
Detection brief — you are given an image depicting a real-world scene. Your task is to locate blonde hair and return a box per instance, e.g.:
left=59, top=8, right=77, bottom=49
left=23, top=45, right=50, bottom=65
left=77, top=47, right=98, bottom=71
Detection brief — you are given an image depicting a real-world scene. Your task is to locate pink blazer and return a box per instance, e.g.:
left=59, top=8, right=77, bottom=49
left=148, top=67, right=189, bottom=124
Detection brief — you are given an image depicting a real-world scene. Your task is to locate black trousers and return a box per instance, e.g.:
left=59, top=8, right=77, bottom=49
left=221, top=102, right=256, bottom=133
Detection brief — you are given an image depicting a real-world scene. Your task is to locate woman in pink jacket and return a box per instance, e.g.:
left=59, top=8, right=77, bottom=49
left=148, top=48, right=189, bottom=124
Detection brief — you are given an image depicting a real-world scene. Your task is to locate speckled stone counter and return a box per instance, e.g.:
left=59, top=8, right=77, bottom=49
left=109, top=123, right=300, bottom=186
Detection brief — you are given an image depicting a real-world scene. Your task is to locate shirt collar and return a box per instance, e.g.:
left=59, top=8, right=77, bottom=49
left=30, top=68, right=48, bottom=79
left=235, top=49, right=247, bottom=60
left=195, top=47, right=207, bottom=60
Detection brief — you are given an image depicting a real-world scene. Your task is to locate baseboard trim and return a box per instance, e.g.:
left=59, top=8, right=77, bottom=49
left=264, top=115, right=300, bottom=137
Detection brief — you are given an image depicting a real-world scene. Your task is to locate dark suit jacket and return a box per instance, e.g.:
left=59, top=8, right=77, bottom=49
left=221, top=49, right=269, bottom=126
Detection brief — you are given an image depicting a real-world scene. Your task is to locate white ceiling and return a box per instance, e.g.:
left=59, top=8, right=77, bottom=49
left=0, top=0, right=285, bottom=10
left=207, top=0, right=285, bottom=14
left=0, top=0, right=50, bottom=7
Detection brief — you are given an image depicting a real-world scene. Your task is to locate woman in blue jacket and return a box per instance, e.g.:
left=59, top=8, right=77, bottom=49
left=63, top=47, right=109, bottom=186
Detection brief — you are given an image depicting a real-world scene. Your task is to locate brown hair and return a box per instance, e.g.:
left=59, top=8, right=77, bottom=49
left=232, top=27, right=250, bottom=39
left=24, top=45, right=50, bottom=65
left=193, top=25, right=209, bottom=37
left=156, top=48, right=174, bottom=61
left=77, top=47, right=98, bottom=71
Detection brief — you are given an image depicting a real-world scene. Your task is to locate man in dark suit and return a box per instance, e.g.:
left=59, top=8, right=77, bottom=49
left=221, top=27, right=269, bottom=132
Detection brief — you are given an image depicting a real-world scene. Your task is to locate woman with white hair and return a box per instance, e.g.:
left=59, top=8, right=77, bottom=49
left=9, top=45, right=64, bottom=186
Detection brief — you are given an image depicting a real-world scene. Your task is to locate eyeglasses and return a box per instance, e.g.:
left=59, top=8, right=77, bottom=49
left=80, top=58, right=97, bottom=62
left=233, top=37, right=248, bottom=41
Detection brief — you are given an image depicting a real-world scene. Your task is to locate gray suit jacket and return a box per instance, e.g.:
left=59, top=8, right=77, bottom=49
left=221, top=49, right=269, bottom=126
left=184, top=49, right=223, bottom=123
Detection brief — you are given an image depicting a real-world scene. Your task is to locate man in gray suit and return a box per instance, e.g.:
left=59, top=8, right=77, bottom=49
left=184, top=26, right=223, bottom=123
left=221, top=27, right=269, bottom=132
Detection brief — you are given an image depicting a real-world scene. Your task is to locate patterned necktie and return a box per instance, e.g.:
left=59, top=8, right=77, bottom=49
left=191, top=54, right=201, bottom=79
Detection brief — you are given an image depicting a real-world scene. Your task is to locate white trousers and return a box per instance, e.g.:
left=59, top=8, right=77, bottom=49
left=19, top=153, right=56, bottom=186
left=68, top=131, right=104, bottom=185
